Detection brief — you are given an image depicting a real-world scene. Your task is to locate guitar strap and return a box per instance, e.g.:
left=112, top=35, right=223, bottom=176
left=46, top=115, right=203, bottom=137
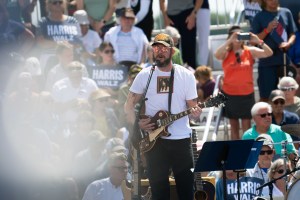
left=168, top=67, right=175, bottom=113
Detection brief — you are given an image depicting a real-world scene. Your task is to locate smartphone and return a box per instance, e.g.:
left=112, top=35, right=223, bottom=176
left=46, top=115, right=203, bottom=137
left=237, top=33, right=251, bottom=41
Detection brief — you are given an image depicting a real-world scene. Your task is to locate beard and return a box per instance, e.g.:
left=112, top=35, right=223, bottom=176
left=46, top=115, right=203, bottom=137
left=154, top=52, right=172, bottom=68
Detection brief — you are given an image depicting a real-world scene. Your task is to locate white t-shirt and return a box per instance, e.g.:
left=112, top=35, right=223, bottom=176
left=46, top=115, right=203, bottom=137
left=130, top=64, right=197, bottom=139
left=82, top=177, right=124, bottom=200
left=81, top=29, right=102, bottom=54
left=51, top=77, right=98, bottom=123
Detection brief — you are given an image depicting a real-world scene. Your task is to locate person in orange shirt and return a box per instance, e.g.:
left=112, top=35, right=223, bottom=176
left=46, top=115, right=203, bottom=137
left=214, top=25, right=273, bottom=140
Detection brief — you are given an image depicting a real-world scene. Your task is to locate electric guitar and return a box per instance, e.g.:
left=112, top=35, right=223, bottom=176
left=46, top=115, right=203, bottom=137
left=191, top=129, right=215, bottom=200
left=139, top=93, right=227, bottom=153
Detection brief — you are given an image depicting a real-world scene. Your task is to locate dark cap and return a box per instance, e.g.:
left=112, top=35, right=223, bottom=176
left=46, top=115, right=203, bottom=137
left=256, top=134, right=274, bottom=149
left=118, top=7, right=135, bottom=18
left=151, top=33, right=174, bottom=47
left=269, top=89, right=285, bottom=102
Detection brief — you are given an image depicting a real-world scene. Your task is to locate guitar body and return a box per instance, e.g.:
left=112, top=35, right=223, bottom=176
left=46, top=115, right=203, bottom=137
left=194, top=179, right=215, bottom=200
left=139, top=110, right=171, bottom=153
left=139, top=93, right=227, bottom=153
left=192, top=129, right=216, bottom=200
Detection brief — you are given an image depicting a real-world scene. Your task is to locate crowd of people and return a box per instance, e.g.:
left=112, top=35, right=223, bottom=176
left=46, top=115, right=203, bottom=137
left=1, top=0, right=300, bottom=199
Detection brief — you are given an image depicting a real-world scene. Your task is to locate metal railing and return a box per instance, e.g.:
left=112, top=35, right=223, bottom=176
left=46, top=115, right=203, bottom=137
left=201, top=74, right=229, bottom=142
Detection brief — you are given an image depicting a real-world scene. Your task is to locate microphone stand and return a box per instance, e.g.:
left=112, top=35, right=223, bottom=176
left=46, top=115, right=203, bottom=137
left=281, top=140, right=288, bottom=192
left=131, top=64, right=155, bottom=200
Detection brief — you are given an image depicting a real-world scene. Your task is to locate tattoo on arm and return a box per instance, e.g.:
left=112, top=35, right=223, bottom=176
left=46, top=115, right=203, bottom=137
left=127, top=91, right=142, bottom=105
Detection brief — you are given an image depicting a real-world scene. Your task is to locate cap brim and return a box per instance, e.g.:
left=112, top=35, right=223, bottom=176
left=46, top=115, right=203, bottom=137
left=150, top=41, right=171, bottom=47
left=271, top=96, right=285, bottom=102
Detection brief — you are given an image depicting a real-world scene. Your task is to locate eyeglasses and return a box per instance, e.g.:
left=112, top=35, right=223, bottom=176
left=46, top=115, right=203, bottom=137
left=51, top=1, right=63, bottom=5
left=257, top=112, right=272, bottom=118
left=112, top=166, right=128, bottom=171
left=276, top=169, right=285, bottom=174
left=259, top=150, right=273, bottom=155
left=280, top=87, right=296, bottom=91
left=103, top=49, right=115, bottom=54
left=235, top=52, right=241, bottom=64
left=273, top=99, right=285, bottom=105
left=152, top=45, right=170, bottom=53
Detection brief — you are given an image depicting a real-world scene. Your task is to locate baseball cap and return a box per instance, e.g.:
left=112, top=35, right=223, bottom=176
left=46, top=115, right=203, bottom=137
left=278, top=76, right=299, bottom=90
left=73, top=10, right=90, bottom=25
left=118, top=7, right=135, bottom=18
left=269, top=89, right=285, bottom=102
left=150, top=33, right=174, bottom=47
left=256, top=134, right=274, bottom=149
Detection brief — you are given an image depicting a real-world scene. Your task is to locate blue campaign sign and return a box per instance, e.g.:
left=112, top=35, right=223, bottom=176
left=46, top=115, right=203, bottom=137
left=88, top=64, right=128, bottom=89
left=216, top=176, right=264, bottom=200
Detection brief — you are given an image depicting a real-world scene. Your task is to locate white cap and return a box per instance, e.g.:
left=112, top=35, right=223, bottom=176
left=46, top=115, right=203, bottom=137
left=25, top=57, right=41, bottom=76
left=73, top=10, right=90, bottom=25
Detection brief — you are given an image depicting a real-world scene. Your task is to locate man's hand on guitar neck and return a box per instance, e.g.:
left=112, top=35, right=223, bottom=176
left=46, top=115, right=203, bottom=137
left=187, top=99, right=202, bottom=119
left=138, top=118, right=155, bottom=132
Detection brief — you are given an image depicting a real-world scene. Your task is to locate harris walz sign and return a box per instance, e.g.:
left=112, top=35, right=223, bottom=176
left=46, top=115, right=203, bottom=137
left=88, top=64, right=128, bottom=89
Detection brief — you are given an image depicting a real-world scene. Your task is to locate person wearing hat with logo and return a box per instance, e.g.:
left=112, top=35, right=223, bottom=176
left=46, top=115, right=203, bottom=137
left=269, top=89, right=300, bottom=150
left=104, top=7, right=148, bottom=66
left=125, top=33, right=202, bottom=200
left=73, top=10, right=102, bottom=58
left=247, top=134, right=275, bottom=197
left=242, top=102, right=298, bottom=161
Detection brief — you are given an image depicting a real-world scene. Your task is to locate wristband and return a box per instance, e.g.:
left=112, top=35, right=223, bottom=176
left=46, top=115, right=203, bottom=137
left=263, top=28, right=269, bottom=35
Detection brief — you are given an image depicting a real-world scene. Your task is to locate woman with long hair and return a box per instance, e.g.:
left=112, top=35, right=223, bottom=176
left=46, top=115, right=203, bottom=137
left=214, top=25, right=273, bottom=140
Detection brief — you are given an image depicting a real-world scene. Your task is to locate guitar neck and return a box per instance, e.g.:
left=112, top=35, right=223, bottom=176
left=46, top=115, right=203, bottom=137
left=160, top=102, right=206, bottom=127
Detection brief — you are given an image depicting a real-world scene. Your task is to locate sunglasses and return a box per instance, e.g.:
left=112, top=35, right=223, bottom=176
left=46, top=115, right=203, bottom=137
left=104, top=49, right=115, bottom=54
left=152, top=45, right=170, bottom=53
left=273, top=99, right=285, bottom=105
left=51, top=1, right=63, bottom=5
left=235, top=52, right=241, bottom=64
left=276, top=169, right=285, bottom=174
left=280, top=87, right=296, bottom=91
left=259, top=150, right=273, bottom=155
left=257, top=112, right=272, bottom=118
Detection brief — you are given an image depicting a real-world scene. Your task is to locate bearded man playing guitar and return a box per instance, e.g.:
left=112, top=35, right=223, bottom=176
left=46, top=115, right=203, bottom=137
left=125, top=33, right=202, bottom=200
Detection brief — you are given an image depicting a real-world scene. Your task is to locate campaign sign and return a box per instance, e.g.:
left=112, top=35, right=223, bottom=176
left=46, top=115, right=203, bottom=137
left=217, top=176, right=264, bottom=200
left=89, top=65, right=128, bottom=89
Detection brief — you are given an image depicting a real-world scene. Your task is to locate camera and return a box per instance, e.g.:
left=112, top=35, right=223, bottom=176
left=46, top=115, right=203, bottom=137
left=237, top=33, right=251, bottom=41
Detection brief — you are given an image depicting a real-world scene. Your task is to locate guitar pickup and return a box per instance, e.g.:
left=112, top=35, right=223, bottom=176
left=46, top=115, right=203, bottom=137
left=157, top=119, right=162, bottom=127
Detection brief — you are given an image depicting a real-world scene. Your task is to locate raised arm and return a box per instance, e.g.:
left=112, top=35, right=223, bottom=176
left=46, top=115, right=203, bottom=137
left=248, top=32, right=273, bottom=59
